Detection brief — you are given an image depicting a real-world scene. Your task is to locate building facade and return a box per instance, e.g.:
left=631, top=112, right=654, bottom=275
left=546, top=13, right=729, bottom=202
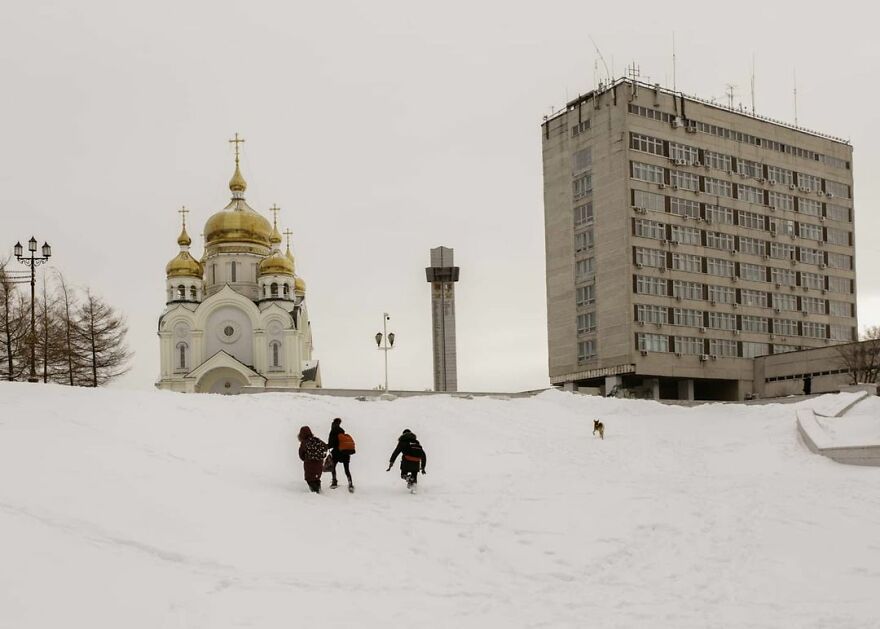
left=425, top=246, right=460, bottom=391
left=542, top=79, right=856, bottom=400
left=156, top=142, right=320, bottom=393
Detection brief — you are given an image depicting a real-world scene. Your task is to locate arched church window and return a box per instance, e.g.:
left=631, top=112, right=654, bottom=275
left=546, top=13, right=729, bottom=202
left=271, top=341, right=281, bottom=367
left=189, top=286, right=197, bottom=301
left=271, top=283, right=279, bottom=297
left=177, top=343, right=188, bottom=369
left=211, top=264, right=216, bottom=284
left=230, top=261, right=237, bottom=283
left=283, top=284, right=289, bottom=297
left=177, top=285, right=185, bottom=299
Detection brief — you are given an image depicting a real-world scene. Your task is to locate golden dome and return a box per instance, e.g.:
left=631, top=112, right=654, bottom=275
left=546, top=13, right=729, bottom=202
left=295, top=276, right=306, bottom=292
left=177, top=227, right=192, bottom=247
left=204, top=209, right=272, bottom=247
left=270, top=225, right=283, bottom=246
left=259, top=251, right=294, bottom=276
left=229, top=161, right=247, bottom=193
left=166, top=251, right=203, bottom=278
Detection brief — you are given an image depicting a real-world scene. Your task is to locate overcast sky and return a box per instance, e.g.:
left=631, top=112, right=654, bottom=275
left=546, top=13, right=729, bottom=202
left=2, top=1, right=878, bottom=392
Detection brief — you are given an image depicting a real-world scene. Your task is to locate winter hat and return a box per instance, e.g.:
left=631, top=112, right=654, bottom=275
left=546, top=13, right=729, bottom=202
left=298, top=426, right=314, bottom=441
left=332, top=417, right=342, bottom=426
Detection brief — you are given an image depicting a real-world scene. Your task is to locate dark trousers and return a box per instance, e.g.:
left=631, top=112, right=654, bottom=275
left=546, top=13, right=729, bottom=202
left=401, top=466, right=419, bottom=485
left=332, top=459, right=352, bottom=485
left=303, top=460, right=323, bottom=493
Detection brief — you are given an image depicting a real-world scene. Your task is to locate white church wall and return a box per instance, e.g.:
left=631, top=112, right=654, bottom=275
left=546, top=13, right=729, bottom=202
left=205, top=305, right=255, bottom=367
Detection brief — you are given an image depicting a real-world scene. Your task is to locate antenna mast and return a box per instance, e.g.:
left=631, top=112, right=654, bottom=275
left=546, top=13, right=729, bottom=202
left=750, top=54, right=756, bottom=114
left=672, top=32, right=677, bottom=92
left=588, top=36, right=611, bottom=86
left=725, top=84, right=736, bottom=109
left=793, top=69, right=799, bottom=126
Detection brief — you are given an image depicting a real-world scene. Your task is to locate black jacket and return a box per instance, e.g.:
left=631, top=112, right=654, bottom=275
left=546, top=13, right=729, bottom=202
left=389, top=434, right=427, bottom=471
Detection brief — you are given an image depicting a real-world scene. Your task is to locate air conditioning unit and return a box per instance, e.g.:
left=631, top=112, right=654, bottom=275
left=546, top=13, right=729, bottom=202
left=819, top=216, right=826, bottom=222
left=636, top=263, right=644, bottom=269
left=638, top=320, right=645, bottom=326
left=734, top=330, right=740, bottom=336
left=671, top=240, right=679, bottom=246
left=676, top=159, right=687, bottom=166
left=699, top=327, right=707, bottom=333
left=790, top=259, right=797, bottom=266
left=675, top=296, right=683, bottom=301
left=774, top=308, right=781, bottom=313
left=821, top=289, right=826, bottom=294
left=757, top=178, right=766, bottom=184
left=672, top=116, right=684, bottom=128
left=799, top=187, right=810, bottom=193
left=739, top=172, right=748, bottom=178
left=732, top=303, right=738, bottom=309
left=659, top=267, right=666, bottom=273
left=732, top=276, right=738, bottom=283
left=659, top=183, right=667, bottom=189
left=820, top=263, right=827, bottom=269
left=710, top=354, right=718, bottom=360
left=801, top=311, right=809, bottom=316
left=672, top=184, right=679, bottom=190
left=768, top=205, right=776, bottom=212
left=694, top=190, right=702, bottom=195
left=675, top=352, right=682, bottom=357
left=826, top=192, right=835, bottom=198
left=762, top=254, right=769, bottom=260
left=802, top=286, right=809, bottom=292
left=693, top=161, right=702, bottom=167
left=768, top=180, right=776, bottom=186
left=774, top=282, right=781, bottom=288
left=710, top=300, right=717, bottom=306
left=699, top=354, right=709, bottom=362
left=789, top=184, right=797, bottom=190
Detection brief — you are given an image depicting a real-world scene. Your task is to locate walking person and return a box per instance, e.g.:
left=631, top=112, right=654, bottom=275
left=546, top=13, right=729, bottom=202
left=387, top=429, right=427, bottom=492
left=328, top=417, right=356, bottom=492
left=298, top=426, right=328, bottom=493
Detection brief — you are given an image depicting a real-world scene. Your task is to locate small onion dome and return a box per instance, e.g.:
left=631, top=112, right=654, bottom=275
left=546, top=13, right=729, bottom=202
left=295, top=276, right=306, bottom=292
left=229, top=161, right=247, bottom=193
left=269, top=225, right=283, bottom=246
left=177, top=226, right=192, bottom=247
left=166, top=251, right=203, bottom=278
left=259, top=251, right=294, bottom=277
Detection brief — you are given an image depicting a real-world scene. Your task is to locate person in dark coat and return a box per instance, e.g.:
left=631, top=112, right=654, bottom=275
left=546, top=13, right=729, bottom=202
left=328, top=417, right=354, bottom=491
left=298, top=425, right=328, bottom=493
left=387, top=429, right=427, bottom=489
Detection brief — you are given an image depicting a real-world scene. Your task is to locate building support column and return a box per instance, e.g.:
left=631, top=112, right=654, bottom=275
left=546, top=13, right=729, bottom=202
left=604, top=375, right=623, bottom=397
left=677, top=379, right=695, bottom=401
left=645, top=378, right=660, bottom=400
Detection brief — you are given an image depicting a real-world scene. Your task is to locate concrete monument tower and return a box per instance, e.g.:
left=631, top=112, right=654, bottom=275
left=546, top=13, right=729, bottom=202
left=425, top=246, right=460, bottom=392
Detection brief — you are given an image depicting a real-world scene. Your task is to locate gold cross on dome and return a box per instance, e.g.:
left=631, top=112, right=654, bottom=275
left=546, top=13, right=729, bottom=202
left=283, top=228, right=293, bottom=249
left=269, top=204, right=281, bottom=228
left=228, top=132, right=245, bottom=161
left=178, top=205, right=189, bottom=229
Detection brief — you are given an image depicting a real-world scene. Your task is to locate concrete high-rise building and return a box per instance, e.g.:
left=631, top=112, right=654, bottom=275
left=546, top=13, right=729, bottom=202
left=542, top=78, right=856, bottom=401
left=426, top=246, right=460, bottom=392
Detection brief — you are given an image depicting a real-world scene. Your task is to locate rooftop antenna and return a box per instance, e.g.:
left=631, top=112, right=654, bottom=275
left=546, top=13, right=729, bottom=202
left=793, top=69, right=799, bottom=126
left=672, top=32, right=677, bottom=92
left=750, top=54, right=756, bottom=114
left=725, top=83, right=736, bottom=109
left=626, top=62, right=641, bottom=82
left=588, top=36, right=611, bottom=85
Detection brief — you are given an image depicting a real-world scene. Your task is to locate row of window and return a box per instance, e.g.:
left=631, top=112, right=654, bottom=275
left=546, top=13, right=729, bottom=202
left=637, top=333, right=806, bottom=359
left=175, top=340, right=284, bottom=371
left=634, top=274, right=854, bottom=304
left=630, top=132, right=851, bottom=197
left=627, top=104, right=851, bottom=171
left=630, top=161, right=852, bottom=220
left=634, top=304, right=855, bottom=339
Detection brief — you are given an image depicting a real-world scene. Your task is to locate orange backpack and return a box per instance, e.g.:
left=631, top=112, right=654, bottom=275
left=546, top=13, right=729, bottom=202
left=337, top=433, right=356, bottom=454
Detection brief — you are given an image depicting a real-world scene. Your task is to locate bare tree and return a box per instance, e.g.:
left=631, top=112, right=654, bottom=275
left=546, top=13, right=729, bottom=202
left=54, top=271, right=83, bottom=386
left=75, top=289, right=132, bottom=386
left=35, top=272, right=65, bottom=383
left=0, top=259, right=29, bottom=381
left=835, top=326, right=880, bottom=384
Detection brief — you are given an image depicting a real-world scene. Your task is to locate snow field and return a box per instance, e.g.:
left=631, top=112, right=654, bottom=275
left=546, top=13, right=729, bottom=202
left=1, top=383, right=879, bottom=628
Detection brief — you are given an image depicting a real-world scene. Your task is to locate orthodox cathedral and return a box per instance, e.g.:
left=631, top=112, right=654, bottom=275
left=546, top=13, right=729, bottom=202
left=156, top=136, right=320, bottom=393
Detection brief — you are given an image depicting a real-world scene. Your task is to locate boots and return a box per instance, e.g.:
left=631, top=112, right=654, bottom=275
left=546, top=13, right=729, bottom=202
left=307, top=480, right=321, bottom=493
left=330, top=478, right=338, bottom=489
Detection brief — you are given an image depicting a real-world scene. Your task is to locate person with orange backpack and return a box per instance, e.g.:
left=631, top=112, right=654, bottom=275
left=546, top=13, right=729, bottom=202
left=327, top=417, right=356, bottom=492
left=387, top=429, right=427, bottom=491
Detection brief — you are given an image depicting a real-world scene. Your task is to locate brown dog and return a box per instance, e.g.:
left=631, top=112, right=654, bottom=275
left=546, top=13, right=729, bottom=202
left=593, top=419, right=604, bottom=440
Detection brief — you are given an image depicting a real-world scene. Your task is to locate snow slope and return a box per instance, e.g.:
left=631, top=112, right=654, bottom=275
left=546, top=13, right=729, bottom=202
left=1, top=383, right=879, bottom=629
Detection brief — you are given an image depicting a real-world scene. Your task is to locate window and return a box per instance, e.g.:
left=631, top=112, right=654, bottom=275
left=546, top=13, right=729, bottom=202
left=189, top=286, right=197, bottom=301
left=669, top=196, right=700, bottom=218
left=630, top=133, right=665, bottom=156
left=633, top=190, right=665, bottom=212
left=669, top=142, right=699, bottom=164
left=628, top=104, right=674, bottom=123
left=177, top=343, right=188, bottom=369
left=283, top=284, right=290, bottom=297
left=709, top=338, right=738, bottom=357
left=571, top=147, right=593, bottom=173
left=675, top=336, right=704, bottom=355
left=704, top=178, right=733, bottom=197
left=270, top=282, right=279, bottom=297
left=636, top=276, right=667, bottom=296
left=705, top=205, right=734, bottom=225
left=773, top=344, right=799, bottom=354
left=742, top=342, right=769, bottom=358
left=576, top=257, right=596, bottom=279
left=769, top=242, right=795, bottom=261
left=673, top=280, right=703, bottom=301
left=631, top=161, right=665, bottom=184
left=737, top=159, right=762, bottom=178
left=741, top=289, right=769, bottom=308
left=802, top=296, right=826, bottom=314
left=797, top=172, right=821, bottom=191
left=767, top=166, right=793, bottom=186
left=772, top=293, right=798, bottom=312
left=670, top=170, right=700, bottom=191
left=578, top=340, right=597, bottom=362
left=768, top=218, right=795, bottom=236
left=802, top=322, right=827, bottom=339
left=830, top=325, right=854, bottom=342
left=798, top=198, right=821, bottom=217
left=738, top=236, right=765, bottom=257
left=771, top=268, right=796, bottom=287
left=800, top=271, right=824, bottom=290
left=573, top=173, right=592, bottom=200
left=703, top=151, right=732, bottom=171
left=576, top=284, right=595, bottom=307
left=738, top=184, right=764, bottom=204
left=705, top=232, right=734, bottom=251
left=672, top=253, right=702, bottom=273
left=742, top=315, right=769, bottom=333
left=635, top=219, right=665, bottom=240
left=230, top=262, right=237, bottom=283
left=271, top=342, right=281, bottom=367
left=670, top=225, right=700, bottom=245
left=825, top=228, right=850, bottom=246
left=827, top=252, right=852, bottom=270
left=739, top=263, right=766, bottom=282
left=824, top=180, right=850, bottom=199
left=827, top=276, right=852, bottom=295
left=577, top=312, right=597, bottom=334
left=738, top=210, right=764, bottom=230
left=673, top=308, right=703, bottom=327
left=708, top=285, right=735, bottom=304
left=575, top=229, right=595, bottom=252
left=773, top=319, right=798, bottom=336
left=635, top=247, right=666, bottom=269
left=829, top=300, right=852, bottom=317
left=768, top=191, right=794, bottom=212
left=799, top=248, right=823, bottom=266
left=177, top=285, right=185, bottom=300
left=571, top=120, right=591, bottom=137
left=636, top=304, right=669, bottom=324
left=826, top=204, right=851, bottom=223
left=706, top=258, right=734, bottom=277
left=708, top=312, right=736, bottom=330
left=798, top=223, right=822, bottom=241
left=638, top=333, right=669, bottom=353
left=574, top=203, right=594, bottom=226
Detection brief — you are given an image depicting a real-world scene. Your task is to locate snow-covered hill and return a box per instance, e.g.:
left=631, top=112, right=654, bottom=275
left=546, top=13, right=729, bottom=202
left=1, top=383, right=879, bottom=628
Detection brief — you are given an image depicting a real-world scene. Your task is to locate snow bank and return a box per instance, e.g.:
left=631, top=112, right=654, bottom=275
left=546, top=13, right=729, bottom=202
left=1, top=383, right=879, bottom=628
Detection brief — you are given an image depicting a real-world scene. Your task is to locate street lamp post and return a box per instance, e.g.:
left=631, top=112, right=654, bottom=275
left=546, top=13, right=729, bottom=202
left=374, top=312, right=395, bottom=391
left=14, top=237, right=52, bottom=383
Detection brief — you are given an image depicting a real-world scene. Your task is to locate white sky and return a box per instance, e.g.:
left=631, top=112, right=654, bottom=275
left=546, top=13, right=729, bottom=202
left=2, top=0, right=878, bottom=392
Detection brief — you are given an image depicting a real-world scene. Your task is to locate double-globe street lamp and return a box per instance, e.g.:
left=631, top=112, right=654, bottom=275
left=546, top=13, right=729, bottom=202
left=13, top=237, right=52, bottom=383
left=374, top=312, right=395, bottom=391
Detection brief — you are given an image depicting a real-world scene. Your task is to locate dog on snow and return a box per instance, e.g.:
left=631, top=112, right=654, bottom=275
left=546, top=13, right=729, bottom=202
left=593, top=419, right=604, bottom=440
